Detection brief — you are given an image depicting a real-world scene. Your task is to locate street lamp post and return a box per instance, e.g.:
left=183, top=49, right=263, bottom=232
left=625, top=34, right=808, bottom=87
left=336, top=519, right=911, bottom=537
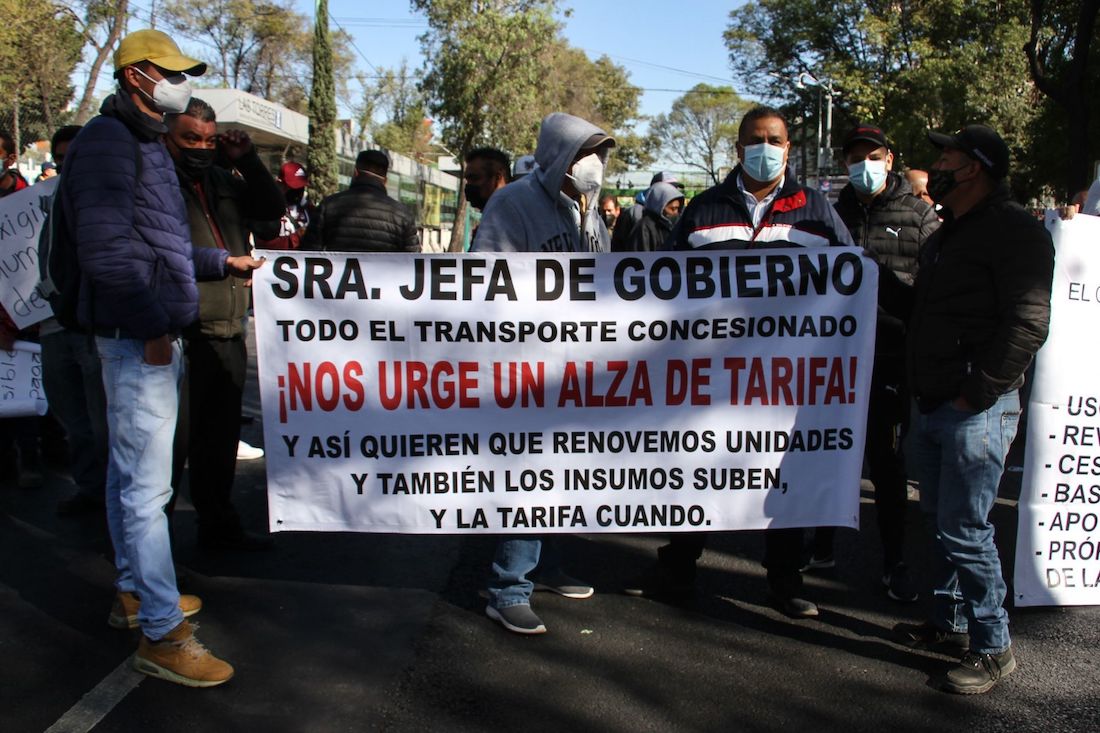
left=797, top=71, right=837, bottom=185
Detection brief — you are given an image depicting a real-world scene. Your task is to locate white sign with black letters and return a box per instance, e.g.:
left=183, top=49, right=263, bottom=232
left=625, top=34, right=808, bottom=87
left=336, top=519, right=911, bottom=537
left=1015, top=213, right=1100, bottom=606
left=0, top=177, right=56, bottom=329
left=252, top=250, right=877, bottom=534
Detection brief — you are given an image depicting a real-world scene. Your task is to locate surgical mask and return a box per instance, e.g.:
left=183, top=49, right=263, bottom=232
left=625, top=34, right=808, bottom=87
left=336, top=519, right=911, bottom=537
left=741, top=142, right=787, bottom=183
left=928, top=166, right=966, bottom=204
left=665, top=213, right=681, bottom=227
left=176, top=147, right=214, bottom=177
left=600, top=211, right=617, bottom=228
left=464, top=183, right=489, bottom=211
left=848, top=159, right=888, bottom=195
left=566, top=152, right=604, bottom=195
left=133, top=66, right=193, bottom=114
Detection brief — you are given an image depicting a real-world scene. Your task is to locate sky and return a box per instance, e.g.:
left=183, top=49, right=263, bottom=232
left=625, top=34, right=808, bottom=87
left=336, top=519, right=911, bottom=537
left=88, top=1, right=747, bottom=129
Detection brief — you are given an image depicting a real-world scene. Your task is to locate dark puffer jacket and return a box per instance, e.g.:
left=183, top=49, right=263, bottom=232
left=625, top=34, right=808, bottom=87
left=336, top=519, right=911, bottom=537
left=301, top=175, right=420, bottom=253
left=835, top=173, right=939, bottom=375
left=61, top=93, right=228, bottom=340
left=897, top=185, right=1054, bottom=412
left=834, top=173, right=938, bottom=285
left=177, top=149, right=284, bottom=339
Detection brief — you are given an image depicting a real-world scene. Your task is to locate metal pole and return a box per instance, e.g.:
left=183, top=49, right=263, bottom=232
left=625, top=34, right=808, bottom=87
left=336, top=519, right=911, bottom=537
left=815, top=89, right=823, bottom=184
left=823, top=87, right=833, bottom=177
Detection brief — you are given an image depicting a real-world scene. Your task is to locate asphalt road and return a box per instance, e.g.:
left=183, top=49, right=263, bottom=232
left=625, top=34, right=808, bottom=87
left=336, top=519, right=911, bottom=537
left=2, top=331, right=1098, bottom=732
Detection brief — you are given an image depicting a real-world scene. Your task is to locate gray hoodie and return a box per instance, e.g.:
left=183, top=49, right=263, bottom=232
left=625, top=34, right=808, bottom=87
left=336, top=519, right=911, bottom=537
left=471, top=113, right=611, bottom=253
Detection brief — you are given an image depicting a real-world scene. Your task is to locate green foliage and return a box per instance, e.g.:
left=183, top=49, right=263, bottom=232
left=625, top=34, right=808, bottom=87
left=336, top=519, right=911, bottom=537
left=414, top=0, right=562, bottom=157
left=163, top=0, right=356, bottom=114
left=0, top=0, right=83, bottom=145
left=724, top=0, right=1062, bottom=197
left=356, top=61, right=432, bottom=159
left=308, top=0, right=337, bottom=199
left=649, top=84, right=748, bottom=184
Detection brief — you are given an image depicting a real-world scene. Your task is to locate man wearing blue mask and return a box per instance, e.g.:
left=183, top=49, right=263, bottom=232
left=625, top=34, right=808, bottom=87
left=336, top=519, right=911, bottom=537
left=624, top=106, right=853, bottom=618
left=802, top=125, right=939, bottom=602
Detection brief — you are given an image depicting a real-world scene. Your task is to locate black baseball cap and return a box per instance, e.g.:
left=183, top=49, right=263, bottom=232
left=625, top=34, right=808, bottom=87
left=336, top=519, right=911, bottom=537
left=356, top=149, right=390, bottom=174
left=927, top=125, right=1009, bottom=178
left=842, top=125, right=889, bottom=153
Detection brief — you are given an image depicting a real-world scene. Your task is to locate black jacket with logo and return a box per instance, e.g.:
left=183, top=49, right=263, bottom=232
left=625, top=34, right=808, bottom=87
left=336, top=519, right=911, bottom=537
left=301, top=176, right=420, bottom=253
left=834, top=173, right=938, bottom=285
left=835, top=173, right=939, bottom=375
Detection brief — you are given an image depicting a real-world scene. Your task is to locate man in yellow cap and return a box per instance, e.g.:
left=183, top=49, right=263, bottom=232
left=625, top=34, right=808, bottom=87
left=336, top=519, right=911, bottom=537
left=54, top=29, right=263, bottom=687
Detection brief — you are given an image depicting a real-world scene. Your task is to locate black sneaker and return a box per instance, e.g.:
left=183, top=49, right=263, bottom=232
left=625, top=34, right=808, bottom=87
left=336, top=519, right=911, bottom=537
left=771, top=595, right=819, bottom=619
left=622, top=563, right=695, bottom=598
left=882, top=563, right=918, bottom=603
left=532, top=570, right=594, bottom=599
left=939, top=648, right=1016, bottom=694
left=485, top=604, right=547, bottom=635
left=893, top=621, right=969, bottom=653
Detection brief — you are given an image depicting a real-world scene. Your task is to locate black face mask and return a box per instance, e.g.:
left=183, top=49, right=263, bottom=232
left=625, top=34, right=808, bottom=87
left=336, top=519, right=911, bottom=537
left=285, top=188, right=305, bottom=206
left=177, top=147, right=215, bottom=178
left=927, top=165, right=966, bottom=204
left=465, top=183, right=489, bottom=211
left=601, top=211, right=617, bottom=228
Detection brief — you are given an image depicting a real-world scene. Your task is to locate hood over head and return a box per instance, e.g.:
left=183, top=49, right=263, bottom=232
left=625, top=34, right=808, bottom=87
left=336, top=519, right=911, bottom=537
left=644, top=182, right=685, bottom=218
left=534, top=112, right=614, bottom=200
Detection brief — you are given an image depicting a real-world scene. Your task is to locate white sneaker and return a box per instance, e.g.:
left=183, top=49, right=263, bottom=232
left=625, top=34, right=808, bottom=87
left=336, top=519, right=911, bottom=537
left=236, top=440, right=264, bottom=461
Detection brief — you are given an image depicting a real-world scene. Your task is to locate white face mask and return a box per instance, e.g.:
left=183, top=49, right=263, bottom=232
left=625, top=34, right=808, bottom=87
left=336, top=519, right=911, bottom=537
left=566, top=152, right=604, bottom=195
left=848, top=159, right=889, bottom=195
left=132, top=66, right=193, bottom=114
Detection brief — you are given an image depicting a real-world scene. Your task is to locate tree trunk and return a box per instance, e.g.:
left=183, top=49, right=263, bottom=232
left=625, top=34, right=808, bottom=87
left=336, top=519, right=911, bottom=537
left=73, top=0, right=129, bottom=125
left=448, top=172, right=468, bottom=252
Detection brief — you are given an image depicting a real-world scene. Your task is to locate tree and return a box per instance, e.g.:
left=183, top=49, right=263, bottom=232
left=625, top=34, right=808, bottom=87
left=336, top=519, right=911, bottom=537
left=162, top=0, right=355, bottom=113
left=649, top=84, right=748, bottom=185
left=0, top=0, right=83, bottom=146
left=414, top=0, right=560, bottom=251
left=1025, top=0, right=1100, bottom=194
left=724, top=0, right=1046, bottom=194
left=357, top=61, right=432, bottom=159
left=68, top=0, right=129, bottom=125
left=539, top=43, right=644, bottom=174
left=307, top=0, right=337, bottom=199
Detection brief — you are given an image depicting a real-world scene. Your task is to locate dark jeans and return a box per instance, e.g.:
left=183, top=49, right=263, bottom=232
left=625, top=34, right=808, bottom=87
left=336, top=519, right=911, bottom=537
left=40, top=330, right=108, bottom=497
left=813, top=374, right=909, bottom=570
left=658, top=528, right=804, bottom=598
left=170, top=335, right=246, bottom=535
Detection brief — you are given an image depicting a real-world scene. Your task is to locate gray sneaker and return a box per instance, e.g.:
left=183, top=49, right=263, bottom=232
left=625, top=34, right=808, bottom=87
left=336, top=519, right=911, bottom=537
left=533, top=570, right=594, bottom=599
left=485, top=604, right=547, bottom=635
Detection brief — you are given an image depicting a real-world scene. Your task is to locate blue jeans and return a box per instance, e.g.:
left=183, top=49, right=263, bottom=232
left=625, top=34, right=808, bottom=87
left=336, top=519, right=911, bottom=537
left=97, top=336, right=184, bottom=640
left=41, top=330, right=108, bottom=498
left=488, top=538, right=565, bottom=608
left=909, top=391, right=1020, bottom=654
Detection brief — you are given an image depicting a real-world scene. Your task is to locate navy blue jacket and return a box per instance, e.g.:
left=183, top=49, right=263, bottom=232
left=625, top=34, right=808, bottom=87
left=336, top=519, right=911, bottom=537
left=665, top=166, right=854, bottom=251
left=60, top=93, right=228, bottom=340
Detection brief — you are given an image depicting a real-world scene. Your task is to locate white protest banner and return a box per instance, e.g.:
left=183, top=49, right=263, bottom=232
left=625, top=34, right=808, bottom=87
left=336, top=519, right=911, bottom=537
left=253, top=250, right=877, bottom=534
left=0, top=340, right=47, bottom=417
left=1015, top=213, right=1100, bottom=607
left=0, top=177, right=56, bottom=329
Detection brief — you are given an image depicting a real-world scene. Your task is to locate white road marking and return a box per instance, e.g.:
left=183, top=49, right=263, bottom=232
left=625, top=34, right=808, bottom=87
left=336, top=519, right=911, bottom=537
left=43, top=656, right=143, bottom=733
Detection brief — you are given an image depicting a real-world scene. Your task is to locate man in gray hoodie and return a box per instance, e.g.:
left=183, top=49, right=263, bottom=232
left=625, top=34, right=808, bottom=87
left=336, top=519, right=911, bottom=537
left=470, top=112, right=612, bottom=634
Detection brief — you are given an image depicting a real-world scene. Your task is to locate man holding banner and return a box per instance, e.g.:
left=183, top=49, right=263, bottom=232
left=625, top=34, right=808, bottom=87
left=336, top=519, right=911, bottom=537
left=470, top=111, right=615, bottom=634
left=629, top=106, right=855, bottom=619
left=890, top=125, right=1054, bottom=694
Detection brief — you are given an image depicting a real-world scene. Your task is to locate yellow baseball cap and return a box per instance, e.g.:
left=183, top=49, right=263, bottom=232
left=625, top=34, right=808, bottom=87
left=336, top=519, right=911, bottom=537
left=114, top=29, right=206, bottom=75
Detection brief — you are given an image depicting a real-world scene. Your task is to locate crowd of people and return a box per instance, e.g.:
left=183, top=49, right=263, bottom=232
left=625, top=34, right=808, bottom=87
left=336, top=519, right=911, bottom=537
left=2, top=26, right=1096, bottom=696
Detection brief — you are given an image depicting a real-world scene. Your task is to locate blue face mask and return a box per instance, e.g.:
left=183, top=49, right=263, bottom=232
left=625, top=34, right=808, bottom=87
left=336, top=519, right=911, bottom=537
left=847, top=159, right=888, bottom=195
left=741, top=142, right=787, bottom=183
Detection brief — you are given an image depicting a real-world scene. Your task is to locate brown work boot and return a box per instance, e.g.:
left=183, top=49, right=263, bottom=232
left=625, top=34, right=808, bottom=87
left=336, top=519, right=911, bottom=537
left=108, top=591, right=202, bottom=630
left=133, top=620, right=234, bottom=687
